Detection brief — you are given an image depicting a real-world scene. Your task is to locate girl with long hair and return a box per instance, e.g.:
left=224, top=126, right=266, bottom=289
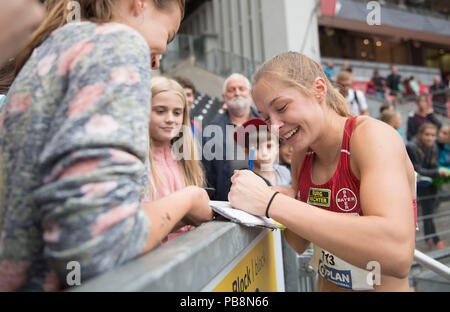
left=149, top=76, right=206, bottom=242
left=229, top=52, right=417, bottom=291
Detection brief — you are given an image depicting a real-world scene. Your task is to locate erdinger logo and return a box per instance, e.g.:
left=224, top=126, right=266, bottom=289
left=336, top=188, right=357, bottom=212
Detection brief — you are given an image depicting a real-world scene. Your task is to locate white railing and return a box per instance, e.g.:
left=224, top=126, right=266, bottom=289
left=414, top=249, right=450, bottom=281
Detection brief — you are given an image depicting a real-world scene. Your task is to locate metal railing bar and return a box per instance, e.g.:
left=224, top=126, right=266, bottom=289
left=417, top=210, right=450, bottom=222
left=413, top=249, right=450, bottom=281
left=416, top=229, right=450, bottom=242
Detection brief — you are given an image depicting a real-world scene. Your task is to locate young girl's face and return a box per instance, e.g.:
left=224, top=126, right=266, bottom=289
left=438, top=126, right=450, bottom=144
left=419, top=128, right=437, bottom=148
left=150, top=91, right=184, bottom=146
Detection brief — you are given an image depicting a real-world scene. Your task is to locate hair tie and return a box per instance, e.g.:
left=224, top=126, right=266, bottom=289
left=265, top=191, right=279, bottom=218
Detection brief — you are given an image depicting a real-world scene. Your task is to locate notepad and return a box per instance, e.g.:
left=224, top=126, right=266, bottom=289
left=209, top=200, right=283, bottom=230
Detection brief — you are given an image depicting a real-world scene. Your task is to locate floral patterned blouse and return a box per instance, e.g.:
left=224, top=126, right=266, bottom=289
left=0, top=21, right=153, bottom=291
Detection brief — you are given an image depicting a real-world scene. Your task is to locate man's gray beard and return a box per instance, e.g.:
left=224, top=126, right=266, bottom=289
left=226, top=96, right=252, bottom=117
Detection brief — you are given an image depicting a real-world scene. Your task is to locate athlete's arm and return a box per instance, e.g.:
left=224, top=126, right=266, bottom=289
left=266, top=120, right=415, bottom=278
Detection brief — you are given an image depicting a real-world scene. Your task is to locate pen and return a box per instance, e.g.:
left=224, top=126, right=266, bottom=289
left=248, top=147, right=255, bottom=171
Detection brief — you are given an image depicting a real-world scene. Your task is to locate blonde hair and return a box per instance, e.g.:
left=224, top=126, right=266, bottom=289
left=381, top=110, right=400, bottom=126
left=149, top=76, right=205, bottom=199
left=337, top=70, right=352, bottom=82
left=14, top=0, right=185, bottom=76
left=252, top=52, right=352, bottom=118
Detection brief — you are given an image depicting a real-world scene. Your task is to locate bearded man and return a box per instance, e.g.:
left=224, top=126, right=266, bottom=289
left=201, top=73, right=261, bottom=200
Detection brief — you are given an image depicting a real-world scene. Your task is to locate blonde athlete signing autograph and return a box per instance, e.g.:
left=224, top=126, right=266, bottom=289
left=228, top=52, right=417, bottom=292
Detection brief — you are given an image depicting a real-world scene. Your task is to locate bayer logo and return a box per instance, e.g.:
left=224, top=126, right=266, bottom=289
left=335, top=188, right=357, bottom=212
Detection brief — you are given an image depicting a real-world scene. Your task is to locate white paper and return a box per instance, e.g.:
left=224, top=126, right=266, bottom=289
left=209, top=201, right=282, bottom=230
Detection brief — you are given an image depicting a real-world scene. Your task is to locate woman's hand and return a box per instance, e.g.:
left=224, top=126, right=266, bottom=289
left=228, top=170, right=273, bottom=216
left=184, top=186, right=214, bottom=226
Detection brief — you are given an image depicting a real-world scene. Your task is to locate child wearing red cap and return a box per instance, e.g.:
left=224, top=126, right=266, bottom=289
left=234, top=118, right=291, bottom=186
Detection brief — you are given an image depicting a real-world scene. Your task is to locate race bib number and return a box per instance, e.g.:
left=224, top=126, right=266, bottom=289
left=310, top=245, right=374, bottom=291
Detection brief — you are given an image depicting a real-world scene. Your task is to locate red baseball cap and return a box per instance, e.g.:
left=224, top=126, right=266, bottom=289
left=233, top=117, right=268, bottom=145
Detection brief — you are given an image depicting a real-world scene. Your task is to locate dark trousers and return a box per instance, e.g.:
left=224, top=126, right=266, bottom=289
left=418, top=185, right=440, bottom=244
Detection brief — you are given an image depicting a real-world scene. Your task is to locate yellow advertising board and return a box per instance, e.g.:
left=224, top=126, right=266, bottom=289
left=202, top=230, right=284, bottom=292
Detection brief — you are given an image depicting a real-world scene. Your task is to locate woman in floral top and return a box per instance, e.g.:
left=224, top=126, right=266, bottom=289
left=0, top=0, right=212, bottom=291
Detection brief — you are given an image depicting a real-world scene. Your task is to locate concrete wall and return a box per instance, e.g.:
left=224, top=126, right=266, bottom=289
left=181, top=0, right=322, bottom=65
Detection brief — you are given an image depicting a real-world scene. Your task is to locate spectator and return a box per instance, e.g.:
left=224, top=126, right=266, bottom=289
left=148, top=76, right=208, bottom=243
left=407, top=94, right=442, bottom=141
left=386, top=65, right=402, bottom=100
left=408, top=76, right=419, bottom=97
left=365, top=80, right=376, bottom=96
left=0, top=0, right=213, bottom=292
left=381, top=109, right=403, bottom=138
left=324, top=61, right=335, bottom=82
left=202, top=73, right=261, bottom=201
left=379, top=102, right=394, bottom=119
left=336, top=70, right=369, bottom=116
left=434, top=124, right=450, bottom=189
left=399, top=77, right=405, bottom=95
left=233, top=117, right=291, bottom=187
left=406, top=123, right=448, bottom=250
left=279, top=139, right=293, bottom=171
left=173, top=76, right=195, bottom=110
left=430, top=75, right=448, bottom=117
left=371, top=69, right=386, bottom=100
left=418, top=80, right=427, bottom=95
left=403, top=77, right=414, bottom=98
left=0, top=0, right=44, bottom=66
left=341, top=60, right=353, bottom=74
left=437, top=125, right=450, bottom=170
left=173, top=75, right=201, bottom=136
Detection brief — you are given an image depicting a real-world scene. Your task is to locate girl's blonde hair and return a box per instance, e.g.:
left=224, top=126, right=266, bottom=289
left=381, top=109, right=400, bottom=125
left=14, top=0, right=185, bottom=76
left=252, top=52, right=352, bottom=118
left=149, top=76, right=205, bottom=198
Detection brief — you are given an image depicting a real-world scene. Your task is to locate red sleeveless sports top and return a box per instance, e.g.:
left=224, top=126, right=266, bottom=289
left=297, top=117, right=362, bottom=215
left=297, top=117, right=418, bottom=226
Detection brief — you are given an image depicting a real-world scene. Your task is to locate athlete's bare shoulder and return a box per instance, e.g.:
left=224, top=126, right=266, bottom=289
left=350, top=116, right=407, bottom=177
left=352, top=116, right=404, bottom=152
